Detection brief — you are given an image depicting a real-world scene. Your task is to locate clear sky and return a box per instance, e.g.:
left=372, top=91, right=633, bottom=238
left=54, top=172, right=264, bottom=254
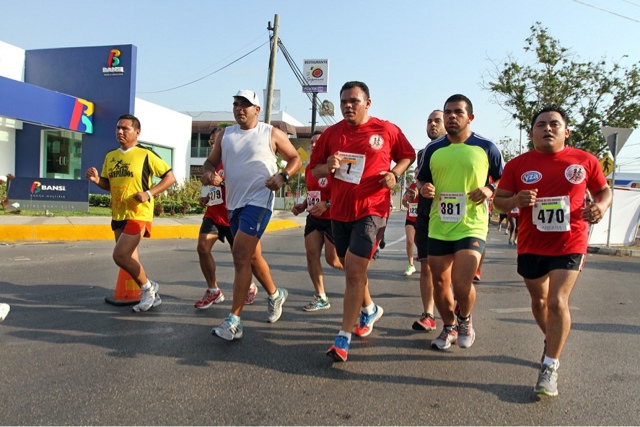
left=2, top=0, right=640, bottom=172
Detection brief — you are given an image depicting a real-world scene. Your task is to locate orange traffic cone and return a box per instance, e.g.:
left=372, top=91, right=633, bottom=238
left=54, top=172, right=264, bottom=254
left=105, top=268, right=141, bottom=306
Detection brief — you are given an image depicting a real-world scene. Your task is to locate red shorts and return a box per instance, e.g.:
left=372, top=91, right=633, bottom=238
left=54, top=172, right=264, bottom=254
left=111, top=220, right=152, bottom=238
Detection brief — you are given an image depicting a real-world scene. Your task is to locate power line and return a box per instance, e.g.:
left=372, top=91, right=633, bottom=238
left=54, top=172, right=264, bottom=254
left=620, top=0, right=640, bottom=9
left=277, top=38, right=337, bottom=127
left=137, top=40, right=269, bottom=94
left=570, top=0, right=640, bottom=23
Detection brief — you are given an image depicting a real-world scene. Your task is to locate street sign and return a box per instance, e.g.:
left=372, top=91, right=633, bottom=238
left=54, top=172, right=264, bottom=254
left=600, top=154, right=614, bottom=176
left=602, top=126, right=633, bottom=156
left=297, top=147, right=309, bottom=174
left=302, top=59, right=329, bottom=93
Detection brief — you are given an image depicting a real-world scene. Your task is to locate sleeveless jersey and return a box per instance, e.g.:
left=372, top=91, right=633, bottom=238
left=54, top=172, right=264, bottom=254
left=221, top=122, right=277, bottom=211
left=202, top=163, right=229, bottom=226
left=304, top=163, right=332, bottom=220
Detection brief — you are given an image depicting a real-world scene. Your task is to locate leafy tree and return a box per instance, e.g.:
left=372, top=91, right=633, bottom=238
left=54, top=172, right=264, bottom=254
left=497, top=136, right=521, bottom=162
left=483, top=22, right=640, bottom=156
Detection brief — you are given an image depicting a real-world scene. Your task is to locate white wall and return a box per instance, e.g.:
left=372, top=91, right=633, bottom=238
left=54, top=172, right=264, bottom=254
left=0, top=41, right=26, bottom=176
left=135, top=98, right=192, bottom=184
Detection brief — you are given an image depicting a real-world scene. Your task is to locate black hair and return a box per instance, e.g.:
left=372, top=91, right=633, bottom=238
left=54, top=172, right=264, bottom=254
left=444, top=94, right=473, bottom=115
left=340, top=81, right=370, bottom=99
left=118, top=114, right=141, bottom=130
left=531, top=105, right=569, bottom=129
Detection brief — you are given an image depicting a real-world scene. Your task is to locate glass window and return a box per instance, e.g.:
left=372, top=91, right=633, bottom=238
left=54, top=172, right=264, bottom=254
left=43, top=130, right=83, bottom=179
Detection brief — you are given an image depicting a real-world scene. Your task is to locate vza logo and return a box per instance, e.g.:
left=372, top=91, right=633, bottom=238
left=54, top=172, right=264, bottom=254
left=30, top=181, right=66, bottom=194
left=103, top=49, right=125, bottom=75
left=521, top=171, right=542, bottom=184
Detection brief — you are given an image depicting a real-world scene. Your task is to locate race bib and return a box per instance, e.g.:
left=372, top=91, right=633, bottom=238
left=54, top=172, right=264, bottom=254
left=532, top=196, right=570, bottom=232
left=438, top=192, right=466, bottom=223
left=408, top=202, right=418, bottom=217
left=334, top=153, right=366, bottom=184
left=307, top=190, right=321, bottom=208
left=200, top=185, right=223, bottom=206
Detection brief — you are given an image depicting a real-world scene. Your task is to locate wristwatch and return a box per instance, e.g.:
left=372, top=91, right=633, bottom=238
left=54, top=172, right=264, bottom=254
left=487, top=182, right=497, bottom=193
left=390, top=171, right=401, bottom=181
left=279, top=171, right=290, bottom=183
left=325, top=200, right=331, bottom=209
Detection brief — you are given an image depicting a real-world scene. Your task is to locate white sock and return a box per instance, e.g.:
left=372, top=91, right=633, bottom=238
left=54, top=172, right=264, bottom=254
left=140, top=281, right=151, bottom=290
left=229, top=313, right=240, bottom=324
left=207, top=288, right=220, bottom=294
left=269, top=288, right=280, bottom=300
left=362, top=302, right=376, bottom=315
left=338, top=330, right=352, bottom=344
left=543, top=355, right=559, bottom=369
left=317, top=293, right=327, bottom=300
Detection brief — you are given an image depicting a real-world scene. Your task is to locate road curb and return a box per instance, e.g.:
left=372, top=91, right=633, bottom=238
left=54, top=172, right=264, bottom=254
left=587, top=245, right=640, bottom=257
left=0, top=219, right=301, bottom=243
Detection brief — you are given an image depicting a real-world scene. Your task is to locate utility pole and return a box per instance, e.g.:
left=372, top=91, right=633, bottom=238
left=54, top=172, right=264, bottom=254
left=265, top=14, right=279, bottom=124
left=311, top=92, right=317, bottom=135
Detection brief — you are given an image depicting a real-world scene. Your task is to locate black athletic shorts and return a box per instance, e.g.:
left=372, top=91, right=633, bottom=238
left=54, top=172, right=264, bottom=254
left=517, top=253, right=585, bottom=280
left=304, top=215, right=335, bottom=244
left=427, top=236, right=485, bottom=256
left=199, top=217, right=234, bottom=245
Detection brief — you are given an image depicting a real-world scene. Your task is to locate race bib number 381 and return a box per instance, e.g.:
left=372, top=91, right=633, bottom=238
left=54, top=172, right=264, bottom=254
left=532, top=196, right=570, bottom=232
left=438, top=192, right=466, bottom=223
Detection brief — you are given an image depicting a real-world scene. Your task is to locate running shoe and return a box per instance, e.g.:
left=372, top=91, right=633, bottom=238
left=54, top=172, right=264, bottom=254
left=457, top=315, right=476, bottom=348
left=404, top=264, right=416, bottom=276
left=267, top=288, right=288, bottom=323
left=353, top=305, right=384, bottom=337
left=535, top=364, right=559, bottom=396
left=412, top=312, right=436, bottom=331
left=326, top=335, right=349, bottom=362
left=212, top=315, right=243, bottom=341
left=0, top=303, right=10, bottom=322
left=473, top=269, right=481, bottom=282
left=245, top=282, right=258, bottom=305
left=133, top=281, right=162, bottom=312
left=194, top=289, right=225, bottom=309
left=303, top=295, right=330, bottom=312
left=431, top=326, right=458, bottom=350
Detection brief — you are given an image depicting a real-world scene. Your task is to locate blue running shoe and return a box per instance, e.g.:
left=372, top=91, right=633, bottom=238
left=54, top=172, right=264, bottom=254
left=353, top=305, right=384, bottom=337
left=326, top=335, right=349, bottom=362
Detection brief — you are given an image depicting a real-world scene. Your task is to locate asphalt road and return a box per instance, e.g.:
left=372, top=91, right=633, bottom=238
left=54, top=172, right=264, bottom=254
left=1, top=211, right=639, bottom=425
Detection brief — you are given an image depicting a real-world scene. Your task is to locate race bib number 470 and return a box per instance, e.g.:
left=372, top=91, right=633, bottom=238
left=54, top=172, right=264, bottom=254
left=532, top=196, right=570, bottom=232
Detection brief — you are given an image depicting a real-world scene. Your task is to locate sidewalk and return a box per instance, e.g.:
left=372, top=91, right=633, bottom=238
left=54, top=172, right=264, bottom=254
left=0, top=210, right=305, bottom=243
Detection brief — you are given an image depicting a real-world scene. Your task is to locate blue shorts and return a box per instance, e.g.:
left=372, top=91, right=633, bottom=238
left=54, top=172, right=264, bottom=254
left=228, top=204, right=272, bottom=239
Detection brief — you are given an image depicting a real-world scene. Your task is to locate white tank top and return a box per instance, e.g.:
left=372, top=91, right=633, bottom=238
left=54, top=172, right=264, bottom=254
left=221, top=122, right=277, bottom=210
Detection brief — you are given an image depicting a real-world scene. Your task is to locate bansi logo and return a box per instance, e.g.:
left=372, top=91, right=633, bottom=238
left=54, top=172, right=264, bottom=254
left=30, top=181, right=66, bottom=193
left=103, top=49, right=124, bottom=75
left=30, top=181, right=41, bottom=194
left=521, top=171, right=542, bottom=184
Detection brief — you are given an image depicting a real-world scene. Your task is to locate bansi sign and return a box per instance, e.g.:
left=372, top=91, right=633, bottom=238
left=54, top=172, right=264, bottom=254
left=103, top=49, right=125, bottom=76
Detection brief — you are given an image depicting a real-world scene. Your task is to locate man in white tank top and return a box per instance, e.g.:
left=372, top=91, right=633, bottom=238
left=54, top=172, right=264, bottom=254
left=203, top=90, right=301, bottom=340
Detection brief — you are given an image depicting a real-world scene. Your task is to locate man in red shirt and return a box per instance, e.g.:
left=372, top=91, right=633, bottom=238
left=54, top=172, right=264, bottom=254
left=310, top=81, right=415, bottom=362
left=493, top=105, right=611, bottom=397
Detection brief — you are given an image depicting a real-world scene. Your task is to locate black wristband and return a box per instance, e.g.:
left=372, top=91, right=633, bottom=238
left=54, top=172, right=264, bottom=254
left=279, top=171, right=290, bottom=183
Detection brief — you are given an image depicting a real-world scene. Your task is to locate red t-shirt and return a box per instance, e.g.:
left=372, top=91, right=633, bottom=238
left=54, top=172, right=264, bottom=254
left=304, top=163, right=332, bottom=220
left=498, top=147, right=607, bottom=256
left=405, top=182, right=419, bottom=223
left=309, top=118, right=416, bottom=222
left=203, top=164, right=229, bottom=226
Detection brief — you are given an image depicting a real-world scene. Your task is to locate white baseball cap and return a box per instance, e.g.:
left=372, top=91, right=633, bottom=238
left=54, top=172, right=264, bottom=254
left=233, top=90, right=260, bottom=107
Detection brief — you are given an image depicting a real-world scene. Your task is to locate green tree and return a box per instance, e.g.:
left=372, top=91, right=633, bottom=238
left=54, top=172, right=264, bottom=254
left=497, top=136, right=521, bottom=162
left=483, top=22, right=640, bottom=156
